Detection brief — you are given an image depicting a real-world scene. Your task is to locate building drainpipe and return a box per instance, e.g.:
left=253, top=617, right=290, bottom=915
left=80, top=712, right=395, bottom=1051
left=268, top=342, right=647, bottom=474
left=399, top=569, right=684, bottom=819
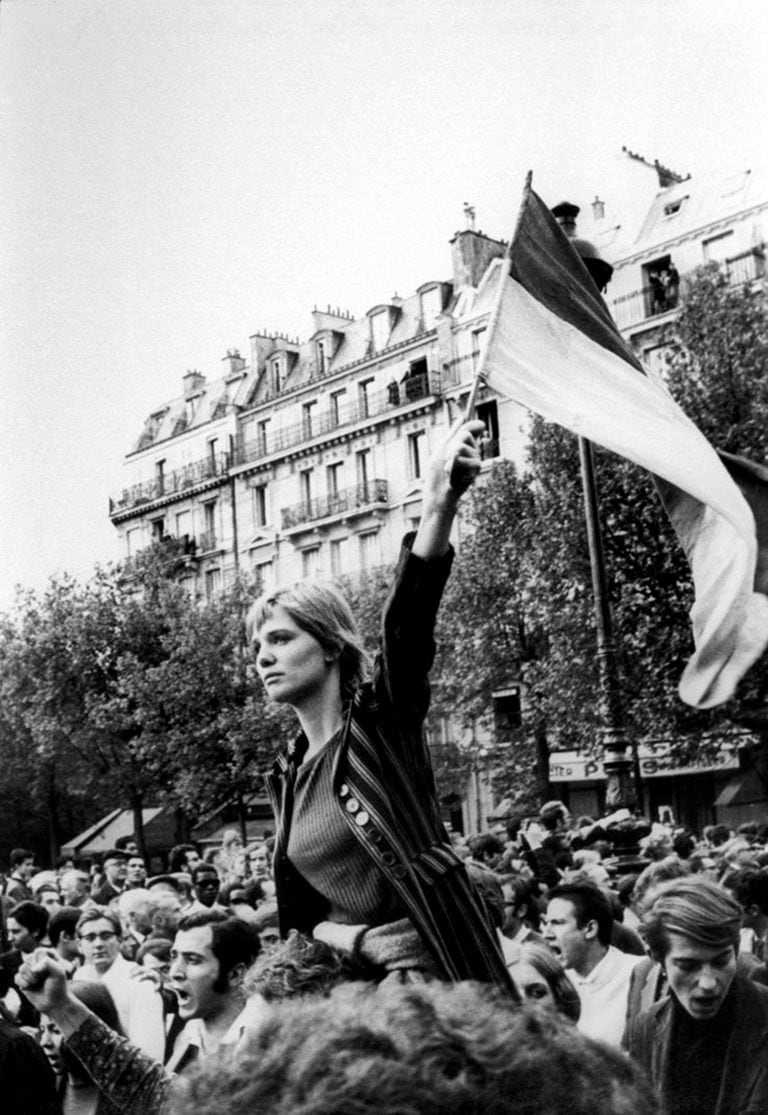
left=229, top=436, right=240, bottom=573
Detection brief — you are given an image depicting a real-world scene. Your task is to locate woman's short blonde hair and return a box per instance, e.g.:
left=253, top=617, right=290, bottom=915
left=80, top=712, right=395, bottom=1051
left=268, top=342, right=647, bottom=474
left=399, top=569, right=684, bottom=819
left=246, top=581, right=369, bottom=700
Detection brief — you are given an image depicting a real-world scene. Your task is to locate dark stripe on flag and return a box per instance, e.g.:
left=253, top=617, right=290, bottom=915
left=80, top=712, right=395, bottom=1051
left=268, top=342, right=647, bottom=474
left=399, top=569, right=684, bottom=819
left=510, top=185, right=644, bottom=375
left=718, top=451, right=768, bottom=595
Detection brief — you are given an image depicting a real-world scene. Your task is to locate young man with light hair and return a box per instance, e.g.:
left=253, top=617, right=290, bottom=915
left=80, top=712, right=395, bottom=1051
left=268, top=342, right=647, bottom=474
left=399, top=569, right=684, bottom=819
left=627, top=877, right=768, bottom=1114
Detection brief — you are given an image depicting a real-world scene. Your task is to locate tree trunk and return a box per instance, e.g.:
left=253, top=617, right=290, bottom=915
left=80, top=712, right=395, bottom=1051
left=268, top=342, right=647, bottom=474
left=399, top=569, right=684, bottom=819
left=174, top=806, right=192, bottom=844
left=46, top=765, right=62, bottom=866
left=534, top=722, right=551, bottom=803
left=131, top=790, right=147, bottom=862
left=237, top=794, right=248, bottom=845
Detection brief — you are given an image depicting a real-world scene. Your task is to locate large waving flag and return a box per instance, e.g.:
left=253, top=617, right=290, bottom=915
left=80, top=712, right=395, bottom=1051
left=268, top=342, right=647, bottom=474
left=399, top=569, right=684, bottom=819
left=478, top=176, right=768, bottom=709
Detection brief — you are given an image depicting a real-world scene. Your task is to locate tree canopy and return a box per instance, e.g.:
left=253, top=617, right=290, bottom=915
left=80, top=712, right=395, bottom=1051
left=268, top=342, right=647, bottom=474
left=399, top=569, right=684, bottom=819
left=0, top=540, right=287, bottom=860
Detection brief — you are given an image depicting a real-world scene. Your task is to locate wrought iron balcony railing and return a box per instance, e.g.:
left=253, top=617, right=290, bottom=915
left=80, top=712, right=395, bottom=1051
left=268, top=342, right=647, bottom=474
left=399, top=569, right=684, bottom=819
left=197, top=530, right=218, bottom=552
left=234, top=371, right=441, bottom=467
left=111, top=452, right=229, bottom=514
left=281, top=479, right=389, bottom=530
left=610, top=285, right=680, bottom=330
left=725, top=248, right=765, bottom=286
left=610, top=250, right=765, bottom=331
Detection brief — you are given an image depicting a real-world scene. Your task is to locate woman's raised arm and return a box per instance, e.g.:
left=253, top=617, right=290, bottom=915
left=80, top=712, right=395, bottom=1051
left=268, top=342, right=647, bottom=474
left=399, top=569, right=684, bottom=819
left=411, top=418, right=486, bottom=560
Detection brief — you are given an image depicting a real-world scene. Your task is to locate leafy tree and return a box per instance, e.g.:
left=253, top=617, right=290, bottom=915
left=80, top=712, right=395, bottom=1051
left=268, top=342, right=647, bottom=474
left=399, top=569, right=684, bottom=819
left=666, top=264, right=768, bottom=459
left=116, top=574, right=291, bottom=823
left=0, top=575, right=126, bottom=862
left=664, top=264, right=768, bottom=746
left=0, top=542, right=286, bottom=860
left=435, top=460, right=545, bottom=814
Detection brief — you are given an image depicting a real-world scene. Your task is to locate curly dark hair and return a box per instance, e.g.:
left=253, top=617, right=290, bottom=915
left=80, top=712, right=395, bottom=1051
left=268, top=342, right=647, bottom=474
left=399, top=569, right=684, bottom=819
left=174, top=981, right=658, bottom=1115
left=243, top=930, right=363, bottom=1002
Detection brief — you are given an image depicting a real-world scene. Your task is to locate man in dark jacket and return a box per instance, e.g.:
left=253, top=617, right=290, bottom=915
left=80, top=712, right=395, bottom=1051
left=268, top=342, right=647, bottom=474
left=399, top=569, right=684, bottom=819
left=626, top=877, right=768, bottom=1115
left=91, top=848, right=129, bottom=906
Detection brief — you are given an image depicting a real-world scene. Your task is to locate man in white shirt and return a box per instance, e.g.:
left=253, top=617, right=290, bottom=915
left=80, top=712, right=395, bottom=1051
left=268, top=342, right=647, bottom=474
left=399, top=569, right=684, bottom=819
left=165, top=909, right=261, bottom=1072
left=544, top=882, right=642, bottom=1046
left=73, top=906, right=165, bottom=1059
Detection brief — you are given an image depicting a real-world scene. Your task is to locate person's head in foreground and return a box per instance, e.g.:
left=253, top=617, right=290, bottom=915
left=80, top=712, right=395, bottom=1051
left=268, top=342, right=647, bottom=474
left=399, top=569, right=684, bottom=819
left=175, top=980, right=658, bottom=1114
left=641, top=877, right=741, bottom=1020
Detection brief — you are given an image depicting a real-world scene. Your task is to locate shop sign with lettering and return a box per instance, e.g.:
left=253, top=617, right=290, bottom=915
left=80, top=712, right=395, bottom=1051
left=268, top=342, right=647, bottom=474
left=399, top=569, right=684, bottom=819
left=550, top=742, right=740, bottom=783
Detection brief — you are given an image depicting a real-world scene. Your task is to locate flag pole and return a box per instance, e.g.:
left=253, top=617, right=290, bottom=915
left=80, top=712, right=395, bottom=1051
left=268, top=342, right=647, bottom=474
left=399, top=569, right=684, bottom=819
left=463, top=171, right=533, bottom=420
left=551, top=206, right=642, bottom=818
left=578, top=433, right=640, bottom=814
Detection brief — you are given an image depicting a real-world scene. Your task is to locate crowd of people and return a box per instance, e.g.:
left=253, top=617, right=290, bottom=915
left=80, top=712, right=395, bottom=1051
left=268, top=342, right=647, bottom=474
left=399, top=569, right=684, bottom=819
left=2, top=422, right=767, bottom=1113
left=1, top=809, right=768, bottom=1112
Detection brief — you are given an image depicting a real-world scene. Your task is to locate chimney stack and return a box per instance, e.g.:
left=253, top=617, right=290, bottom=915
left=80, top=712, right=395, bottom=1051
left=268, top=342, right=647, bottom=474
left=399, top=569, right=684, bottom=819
left=183, top=369, right=206, bottom=396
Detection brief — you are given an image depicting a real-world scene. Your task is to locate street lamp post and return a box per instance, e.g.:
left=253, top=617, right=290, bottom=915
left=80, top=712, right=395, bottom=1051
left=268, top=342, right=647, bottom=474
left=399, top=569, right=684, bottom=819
left=551, top=203, right=646, bottom=839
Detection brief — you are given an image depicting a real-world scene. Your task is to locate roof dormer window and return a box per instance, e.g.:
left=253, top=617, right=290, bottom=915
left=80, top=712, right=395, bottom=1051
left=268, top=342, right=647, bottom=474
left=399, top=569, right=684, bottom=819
left=663, top=196, right=687, bottom=218
left=271, top=358, right=281, bottom=393
left=371, top=310, right=390, bottom=353
left=419, top=284, right=443, bottom=329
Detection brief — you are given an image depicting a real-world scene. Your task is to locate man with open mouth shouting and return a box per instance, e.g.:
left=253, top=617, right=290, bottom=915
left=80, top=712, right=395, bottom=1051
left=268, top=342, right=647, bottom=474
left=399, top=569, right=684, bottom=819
left=627, top=878, right=768, bottom=1115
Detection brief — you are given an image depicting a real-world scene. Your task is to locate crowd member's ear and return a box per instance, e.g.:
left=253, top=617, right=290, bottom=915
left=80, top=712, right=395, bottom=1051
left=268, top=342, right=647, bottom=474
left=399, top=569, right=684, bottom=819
left=583, top=918, right=599, bottom=942
left=227, top=961, right=248, bottom=990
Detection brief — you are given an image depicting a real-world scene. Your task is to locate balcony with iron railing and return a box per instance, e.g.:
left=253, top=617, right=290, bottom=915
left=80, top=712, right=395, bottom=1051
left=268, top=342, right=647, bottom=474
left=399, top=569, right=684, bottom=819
left=110, top=451, right=229, bottom=515
left=197, top=530, right=218, bottom=553
left=610, top=249, right=765, bottom=331
left=233, top=371, right=441, bottom=468
left=281, top=479, right=389, bottom=530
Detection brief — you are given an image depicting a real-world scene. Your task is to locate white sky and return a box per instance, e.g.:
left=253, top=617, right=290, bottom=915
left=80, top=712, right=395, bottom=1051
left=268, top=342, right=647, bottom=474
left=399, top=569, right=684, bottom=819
left=1, top=0, right=767, bottom=608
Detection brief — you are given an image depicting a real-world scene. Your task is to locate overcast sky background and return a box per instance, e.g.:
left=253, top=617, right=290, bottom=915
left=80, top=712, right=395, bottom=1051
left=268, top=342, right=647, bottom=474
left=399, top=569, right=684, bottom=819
left=1, top=0, right=767, bottom=609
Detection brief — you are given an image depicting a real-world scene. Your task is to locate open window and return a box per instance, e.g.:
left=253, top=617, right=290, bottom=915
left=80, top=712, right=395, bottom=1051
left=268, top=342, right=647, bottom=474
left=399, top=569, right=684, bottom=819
left=642, top=255, right=679, bottom=317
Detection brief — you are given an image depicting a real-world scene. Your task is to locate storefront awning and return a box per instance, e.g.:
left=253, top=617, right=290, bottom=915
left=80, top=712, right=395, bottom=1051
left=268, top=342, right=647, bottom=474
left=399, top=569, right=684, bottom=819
left=714, top=769, right=768, bottom=808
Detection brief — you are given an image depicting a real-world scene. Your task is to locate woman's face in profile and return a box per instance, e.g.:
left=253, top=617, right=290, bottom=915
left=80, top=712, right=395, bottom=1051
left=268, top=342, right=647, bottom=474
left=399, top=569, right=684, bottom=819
left=254, top=605, right=332, bottom=706
left=508, top=959, right=556, bottom=1013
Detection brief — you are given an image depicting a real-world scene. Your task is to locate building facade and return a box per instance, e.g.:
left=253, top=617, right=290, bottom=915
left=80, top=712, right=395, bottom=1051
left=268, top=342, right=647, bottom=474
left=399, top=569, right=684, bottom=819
left=110, top=226, right=530, bottom=598
left=110, top=148, right=768, bottom=832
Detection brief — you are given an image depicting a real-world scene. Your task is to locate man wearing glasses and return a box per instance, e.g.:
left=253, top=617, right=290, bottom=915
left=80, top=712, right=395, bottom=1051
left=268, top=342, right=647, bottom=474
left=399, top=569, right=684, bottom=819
left=73, top=906, right=165, bottom=1058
